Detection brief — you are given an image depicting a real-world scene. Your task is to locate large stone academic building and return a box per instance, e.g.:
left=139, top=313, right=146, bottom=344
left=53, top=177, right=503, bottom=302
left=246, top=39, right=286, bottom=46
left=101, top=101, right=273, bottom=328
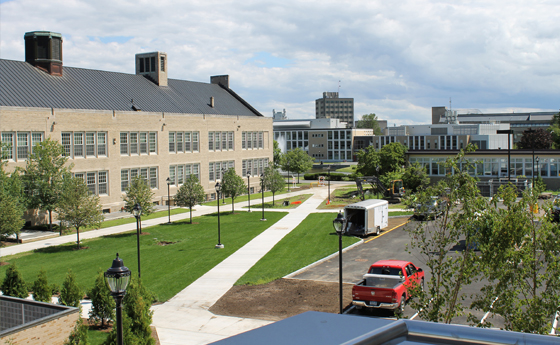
left=0, top=31, right=273, bottom=213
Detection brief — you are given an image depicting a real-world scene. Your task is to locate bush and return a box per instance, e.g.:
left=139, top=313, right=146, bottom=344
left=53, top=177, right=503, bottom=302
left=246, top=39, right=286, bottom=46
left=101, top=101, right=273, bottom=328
left=59, top=269, right=83, bottom=308
left=88, top=269, right=115, bottom=328
left=122, top=277, right=156, bottom=345
left=1, top=263, right=28, bottom=298
left=303, top=172, right=348, bottom=181
left=64, top=314, right=89, bottom=345
left=32, top=268, right=52, bottom=303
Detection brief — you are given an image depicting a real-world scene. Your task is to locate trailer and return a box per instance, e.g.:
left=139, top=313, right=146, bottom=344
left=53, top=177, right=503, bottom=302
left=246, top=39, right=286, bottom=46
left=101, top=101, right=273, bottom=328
left=344, top=199, right=389, bottom=236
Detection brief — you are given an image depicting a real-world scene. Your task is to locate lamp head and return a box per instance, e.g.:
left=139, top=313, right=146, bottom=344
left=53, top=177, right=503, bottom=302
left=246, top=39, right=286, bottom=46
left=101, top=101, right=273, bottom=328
left=215, top=182, right=221, bottom=193
left=105, top=253, right=131, bottom=294
left=333, top=211, right=346, bottom=234
left=132, top=203, right=142, bottom=218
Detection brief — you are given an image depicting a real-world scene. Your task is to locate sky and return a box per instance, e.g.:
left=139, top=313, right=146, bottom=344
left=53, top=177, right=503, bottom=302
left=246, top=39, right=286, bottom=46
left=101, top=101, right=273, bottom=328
left=1, top=0, right=559, bottom=125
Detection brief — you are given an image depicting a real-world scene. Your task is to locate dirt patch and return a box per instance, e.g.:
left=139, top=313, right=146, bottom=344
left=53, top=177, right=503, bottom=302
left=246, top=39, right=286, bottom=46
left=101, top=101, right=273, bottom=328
left=157, top=241, right=176, bottom=246
left=0, top=261, right=10, bottom=266
left=209, top=279, right=354, bottom=321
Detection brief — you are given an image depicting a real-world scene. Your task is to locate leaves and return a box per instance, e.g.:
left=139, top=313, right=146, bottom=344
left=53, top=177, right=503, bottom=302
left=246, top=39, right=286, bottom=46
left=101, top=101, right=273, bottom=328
left=221, top=169, right=246, bottom=213
left=123, top=176, right=155, bottom=216
left=174, top=175, right=205, bottom=222
left=356, top=113, right=382, bottom=135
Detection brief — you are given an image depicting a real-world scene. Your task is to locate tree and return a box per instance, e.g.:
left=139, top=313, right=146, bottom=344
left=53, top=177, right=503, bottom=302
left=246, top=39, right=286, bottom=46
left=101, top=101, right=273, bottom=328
left=356, top=146, right=380, bottom=177
left=378, top=142, right=407, bottom=176
left=23, top=138, right=72, bottom=233
left=0, top=187, right=25, bottom=244
left=273, top=140, right=282, bottom=169
left=1, top=263, right=28, bottom=298
left=517, top=128, right=552, bottom=149
left=59, top=269, right=83, bottom=308
left=263, top=166, right=285, bottom=206
left=356, top=113, right=382, bottom=135
left=547, top=111, right=560, bottom=149
left=221, top=168, right=246, bottom=214
left=122, top=176, right=155, bottom=216
left=282, top=148, right=313, bottom=183
left=64, top=315, right=89, bottom=345
left=88, top=269, right=115, bottom=328
left=402, top=162, right=430, bottom=193
left=122, top=277, right=156, bottom=345
left=174, top=175, right=205, bottom=224
left=32, top=268, right=52, bottom=303
left=57, top=177, right=104, bottom=250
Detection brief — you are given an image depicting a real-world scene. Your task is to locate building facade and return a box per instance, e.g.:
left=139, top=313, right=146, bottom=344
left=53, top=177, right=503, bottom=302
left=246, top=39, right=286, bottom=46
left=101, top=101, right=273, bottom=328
left=315, top=92, right=354, bottom=127
left=0, top=31, right=273, bottom=213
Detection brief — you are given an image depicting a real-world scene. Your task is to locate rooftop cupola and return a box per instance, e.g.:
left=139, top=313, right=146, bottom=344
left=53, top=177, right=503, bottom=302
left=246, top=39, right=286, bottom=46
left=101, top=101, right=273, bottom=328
left=135, top=52, right=168, bottom=86
left=24, top=31, right=63, bottom=76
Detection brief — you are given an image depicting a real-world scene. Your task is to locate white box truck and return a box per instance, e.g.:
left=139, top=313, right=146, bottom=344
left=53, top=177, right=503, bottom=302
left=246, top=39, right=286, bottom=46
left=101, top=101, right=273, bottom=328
left=344, top=199, right=389, bottom=236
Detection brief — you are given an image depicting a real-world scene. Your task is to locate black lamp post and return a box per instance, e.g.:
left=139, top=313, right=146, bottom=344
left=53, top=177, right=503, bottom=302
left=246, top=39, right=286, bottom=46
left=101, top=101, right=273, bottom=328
left=260, top=173, right=266, bottom=221
left=247, top=173, right=251, bottom=213
left=222, top=168, right=227, bottom=204
left=333, top=211, right=346, bottom=314
left=215, top=182, right=224, bottom=249
left=105, top=253, right=131, bottom=345
left=166, top=177, right=171, bottom=224
left=327, top=165, right=331, bottom=204
left=132, top=203, right=142, bottom=278
left=287, top=159, right=290, bottom=192
left=497, top=129, right=513, bottom=181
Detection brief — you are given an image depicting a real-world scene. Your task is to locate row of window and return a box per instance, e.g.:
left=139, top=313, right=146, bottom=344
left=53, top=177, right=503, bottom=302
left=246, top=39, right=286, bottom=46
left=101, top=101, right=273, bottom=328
left=169, top=131, right=199, bottom=153
left=168, top=163, right=200, bottom=186
left=209, top=161, right=235, bottom=182
left=377, top=135, right=463, bottom=151
left=74, top=171, right=108, bottom=195
left=120, top=132, right=157, bottom=155
left=241, top=132, right=264, bottom=150
left=1, top=132, right=44, bottom=161
left=120, top=167, right=158, bottom=191
left=209, top=131, right=234, bottom=151
left=62, top=132, right=107, bottom=158
left=241, top=158, right=269, bottom=177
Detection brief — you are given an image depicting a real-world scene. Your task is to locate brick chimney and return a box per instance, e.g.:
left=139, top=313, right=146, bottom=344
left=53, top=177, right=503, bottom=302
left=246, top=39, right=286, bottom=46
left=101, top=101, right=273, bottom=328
left=24, top=31, right=63, bottom=76
left=135, top=52, right=168, bottom=87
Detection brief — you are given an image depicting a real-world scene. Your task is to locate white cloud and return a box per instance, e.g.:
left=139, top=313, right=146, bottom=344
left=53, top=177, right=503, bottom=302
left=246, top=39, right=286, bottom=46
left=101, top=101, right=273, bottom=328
left=1, top=0, right=559, bottom=124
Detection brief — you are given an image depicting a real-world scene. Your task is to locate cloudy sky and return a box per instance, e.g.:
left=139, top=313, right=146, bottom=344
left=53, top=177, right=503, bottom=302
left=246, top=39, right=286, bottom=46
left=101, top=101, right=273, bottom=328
left=1, top=0, right=559, bottom=125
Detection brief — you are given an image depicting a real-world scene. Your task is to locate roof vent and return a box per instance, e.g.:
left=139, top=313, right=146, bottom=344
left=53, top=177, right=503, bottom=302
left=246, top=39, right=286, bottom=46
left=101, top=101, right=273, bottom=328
left=135, top=52, right=167, bottom=87
left=210, top=97, right=215, bottom=108
left=24, top=31, right=63, bottom=76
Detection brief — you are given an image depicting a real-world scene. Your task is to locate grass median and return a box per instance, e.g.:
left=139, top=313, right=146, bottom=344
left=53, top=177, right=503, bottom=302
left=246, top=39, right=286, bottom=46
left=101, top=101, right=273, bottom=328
left=0, top=211, right=288, bottom=302
left=235, top=213, right=362, bottom=286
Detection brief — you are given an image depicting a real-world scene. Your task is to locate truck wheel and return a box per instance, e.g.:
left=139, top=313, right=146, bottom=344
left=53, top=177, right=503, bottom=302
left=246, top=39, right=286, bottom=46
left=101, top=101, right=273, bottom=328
left=375, top=226, right=380, bottom=236
left=398, top=294, right=406, bottom=314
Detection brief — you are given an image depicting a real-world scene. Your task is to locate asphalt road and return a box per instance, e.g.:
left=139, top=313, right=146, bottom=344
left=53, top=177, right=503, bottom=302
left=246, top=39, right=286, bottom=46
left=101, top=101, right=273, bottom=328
left=290, top=216, right=507, bottom=328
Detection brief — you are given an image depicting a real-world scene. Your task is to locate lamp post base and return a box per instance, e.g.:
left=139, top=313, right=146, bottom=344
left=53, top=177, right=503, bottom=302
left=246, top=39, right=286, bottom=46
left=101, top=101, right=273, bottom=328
left=260, top=218, right=267, bottom=221
left=215, top=243, right=224, bottom=249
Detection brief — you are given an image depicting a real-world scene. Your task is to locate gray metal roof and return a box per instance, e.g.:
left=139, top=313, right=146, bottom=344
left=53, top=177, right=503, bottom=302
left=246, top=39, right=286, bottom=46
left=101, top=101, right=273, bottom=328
left=0, top=59, right=262, bottom=116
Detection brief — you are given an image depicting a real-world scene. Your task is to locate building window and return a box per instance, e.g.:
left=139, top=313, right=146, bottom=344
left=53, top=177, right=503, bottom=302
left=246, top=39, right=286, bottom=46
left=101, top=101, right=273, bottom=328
left=209, top=160, right=235, bottom=181
left=169, top=163, right=200, bottom=186
left=169, top=131, right=198, bottom=153
left=120, top=132, right=157, bottom=156
left=208, top=131, right=234, bottom=152
left=121, top=167, right=158, bottom=191
left=242, top=158, right=269, bottom=177
left=160, top=56, right=165, bottom=71
left=61, top=132, right=107, bottom=158
left=4, top=132, right=44, bottom=161
left=74, top=170, right=108, bottom=196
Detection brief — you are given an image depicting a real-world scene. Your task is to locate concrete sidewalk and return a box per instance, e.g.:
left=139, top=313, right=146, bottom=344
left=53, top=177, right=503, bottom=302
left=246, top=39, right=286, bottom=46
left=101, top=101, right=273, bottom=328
left=150, top=187, right=334, bottom=345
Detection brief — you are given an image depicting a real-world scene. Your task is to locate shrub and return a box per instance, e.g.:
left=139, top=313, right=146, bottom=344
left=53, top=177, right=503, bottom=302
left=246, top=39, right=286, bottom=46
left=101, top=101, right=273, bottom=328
left=88, top=269, right=115, bottom=328
left=1, top=263, right=28, bottom=298
left=64, top=314, right=89, bottom=345
left=59, top=269, right=83, bottom=308
left=32, top=268, right=52, bottom=303
left=122, top=277, right=156, bottom=345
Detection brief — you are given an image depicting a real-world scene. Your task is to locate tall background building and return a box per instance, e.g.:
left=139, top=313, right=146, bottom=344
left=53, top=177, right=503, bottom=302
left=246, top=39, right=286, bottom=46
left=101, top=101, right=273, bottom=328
left=315, top=92, right=354, bottom=128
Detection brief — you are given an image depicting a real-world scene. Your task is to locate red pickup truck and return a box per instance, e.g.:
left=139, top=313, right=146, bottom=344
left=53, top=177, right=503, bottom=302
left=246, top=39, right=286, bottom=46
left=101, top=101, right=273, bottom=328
left=352, top=260, right=424, bottom=313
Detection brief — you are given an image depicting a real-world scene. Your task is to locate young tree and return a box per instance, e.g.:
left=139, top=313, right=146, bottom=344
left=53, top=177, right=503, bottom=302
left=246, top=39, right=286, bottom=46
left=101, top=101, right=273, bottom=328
left=0, top=187, right=25, bottom=244
left=402, top=162, right=430, bottom=193
left=122, top=176, right=155, bottom=216
left=59, top=269, right=83, bottom=308
left=32, top=268, right=52, bottom=303
left=122, top=277, right=156, bottom=345
left=174, top=175, right=205, bottom=224
left=548, top=111, right=560, bottom=149
left=88, top=269, right=115, bottom=328
left=1, top=263, right=28, bottom=298
left=273, top=140, right=283, bottom=169
left=23, top=138, right=72, bottom=233
left=356, top=113, right=383, bottom=135
left=221, top=168, right=246, bottom=214
left=57, top=177, right=104, bottom=250
left=263, top=166, right=285, bottom=206
left=283, top=148, right=313, bottom=183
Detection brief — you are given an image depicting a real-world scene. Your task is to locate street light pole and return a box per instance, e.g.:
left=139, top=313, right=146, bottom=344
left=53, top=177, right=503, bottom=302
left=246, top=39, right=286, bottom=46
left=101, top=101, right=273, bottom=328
left=287, top=159, right=290, bottom=192
left=105, top=254, right=131, bottom=345
left=328, top=165, right=331, bottom=204
left=132, top=203, right=142, bottom=278
left=222, top=168, right=227, bottom=204
left=166, top=177, right=171, bottom=224
left=247, top=173, right=251, bottom=212
left=333, top=211, right=346, bottom=314
left=260, top=174, right=266, bottom=221
left=215, top=182, right=224, bottom=249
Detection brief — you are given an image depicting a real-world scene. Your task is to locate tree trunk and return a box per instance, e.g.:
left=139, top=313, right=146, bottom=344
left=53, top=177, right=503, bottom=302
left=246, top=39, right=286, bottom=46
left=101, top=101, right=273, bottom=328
left=49, top=210, right=55, bottom=234
left=190, top=207, right=193, bottom=224
left=232, top=197, right=235, bottom=214
left=76, top=227, right=80, bottom=250
left=272, top=193, right=275, bottom=206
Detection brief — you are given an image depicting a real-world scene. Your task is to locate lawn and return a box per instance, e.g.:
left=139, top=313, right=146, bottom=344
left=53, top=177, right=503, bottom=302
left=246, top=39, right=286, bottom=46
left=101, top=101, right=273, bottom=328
left=236, top=213, right=361, bottom=286
left=0, top=211, right=288, bottom=302
left=249, top=194, right=313, bottom=209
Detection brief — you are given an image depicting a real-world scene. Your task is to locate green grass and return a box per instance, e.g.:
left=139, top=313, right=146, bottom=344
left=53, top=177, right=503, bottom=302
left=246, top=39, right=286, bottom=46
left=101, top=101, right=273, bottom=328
left=250, top=194, right=313, bottom=209
left=0, top=211, right=288, bottom=302
left=388, top=211, right=414, bottom=216
left=335, top=166, right=356, bottom=173
left=235, top=213, right=361, bottom=286
left=88, top=327, right=109, bottom=344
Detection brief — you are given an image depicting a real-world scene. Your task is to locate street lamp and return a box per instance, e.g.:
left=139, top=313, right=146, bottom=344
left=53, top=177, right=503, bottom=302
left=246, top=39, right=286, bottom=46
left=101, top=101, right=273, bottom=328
left=215, top=182, right=224, bottom=249
left=286, top=159, right=290, bottom=192
left=260, top=173, right=266, bottom=221
left=327, top=165, right=331, bottom=204
left=166, top=177, right=171, bottom=224
left=132, top=203, right=142, bottom=278
left=333, top=211, right=346, bottom=314
left=497, top=129, right=513, bottom=181
left=105, top=253, right=131, bottom=345
left=222, top=168, right=227, bottom=204
left=247, top=172, right=251, bottom=213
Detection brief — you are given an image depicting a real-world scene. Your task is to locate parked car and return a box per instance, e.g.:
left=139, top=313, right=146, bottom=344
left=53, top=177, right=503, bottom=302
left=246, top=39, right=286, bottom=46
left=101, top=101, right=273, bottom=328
left=352, top=260, right=424, bottom=314
left=414, top=196, right=447, bottom=219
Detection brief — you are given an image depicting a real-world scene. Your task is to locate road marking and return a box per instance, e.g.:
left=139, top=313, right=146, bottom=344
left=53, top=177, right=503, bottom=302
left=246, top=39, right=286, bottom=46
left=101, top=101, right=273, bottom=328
left=550, top=310, right=559, bottom=335
left=480, top=296, right=499, bottom=324
left=364, top=220, right=410, bottom=244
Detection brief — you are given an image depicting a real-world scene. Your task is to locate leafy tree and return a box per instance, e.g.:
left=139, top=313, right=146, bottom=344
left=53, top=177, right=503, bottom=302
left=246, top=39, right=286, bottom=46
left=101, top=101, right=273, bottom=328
left=273, top=140, right=282, bottom=169
left=517, top=128, right=552, bottom=149
left=378, top=142, right=407, bottom=176
left=263, top=166, right=285, bottom=206
left=122, top=176, right=154, bottom=216
left=103, top=312, right=136, bottom=345
left=122, top=277, right=156, bottom=345
left=547, top=111, right=560, bottom=149
left=23, top=138, right=72, bottom=233
left=402, top=162, right=430, bottom=193
left=282, top=148, right=313, bottom=183
left=174, top=175, right=205, bottom=224
left=221, top=168, right=246, bottom=213
left=1, top=263, right=28, bottom=298
left=32, top=268, right=52, bottom=303
left=88, top=269, right=115, bottom=328
left=0, top=187, right=25, bottom=244
left=64, top=314, right=89, bottom=345
left=57, top=177, right=104, bottom=250
left=406, top=145, right=484, bottom=323
left=356, top=113, right=382, bottom=135
left=59, top=269, right=83, bottom=308
left=356, top=146, right=380, bottom=177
